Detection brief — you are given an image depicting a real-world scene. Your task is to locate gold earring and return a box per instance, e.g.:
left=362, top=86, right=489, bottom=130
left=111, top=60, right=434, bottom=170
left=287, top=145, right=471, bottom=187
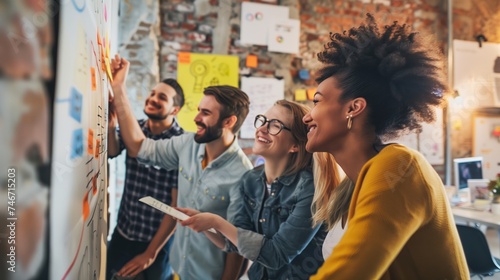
left=346, top=114, right=353, bottom=130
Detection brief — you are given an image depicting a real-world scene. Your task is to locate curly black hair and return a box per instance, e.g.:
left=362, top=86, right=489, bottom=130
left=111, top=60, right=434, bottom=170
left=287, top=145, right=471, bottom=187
left=316, top=13, right=449, bottom=140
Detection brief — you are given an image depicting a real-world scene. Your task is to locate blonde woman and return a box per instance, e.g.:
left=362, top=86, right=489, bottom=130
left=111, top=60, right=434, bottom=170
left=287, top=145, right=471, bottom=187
left=178, top=100, right=332, bottom=279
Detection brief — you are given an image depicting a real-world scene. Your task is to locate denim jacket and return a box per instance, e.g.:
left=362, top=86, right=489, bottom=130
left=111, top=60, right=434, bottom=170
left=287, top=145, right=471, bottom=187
left=225, top=165, right=326, bottom=280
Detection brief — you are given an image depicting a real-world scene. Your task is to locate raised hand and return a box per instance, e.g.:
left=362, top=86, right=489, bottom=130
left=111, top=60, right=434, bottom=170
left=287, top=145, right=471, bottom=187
left=110, top=54, right=130, bottom=92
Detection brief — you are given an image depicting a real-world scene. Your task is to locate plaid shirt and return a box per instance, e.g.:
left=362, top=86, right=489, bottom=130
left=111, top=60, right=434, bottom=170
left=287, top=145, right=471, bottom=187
left=112, top=119, right=184, bottom=242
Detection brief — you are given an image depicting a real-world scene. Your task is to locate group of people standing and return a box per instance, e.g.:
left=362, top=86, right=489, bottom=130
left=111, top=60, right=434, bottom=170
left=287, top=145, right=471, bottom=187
left=106, top=14, right=469, bottom=280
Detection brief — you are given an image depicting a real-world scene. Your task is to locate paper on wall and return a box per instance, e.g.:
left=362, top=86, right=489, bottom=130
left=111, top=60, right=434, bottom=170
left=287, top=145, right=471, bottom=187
left=267, top=18, right=300, bottom=54
left=240, top=2, right=289, bottom=46
left=240, top=77, right=285, bottom=139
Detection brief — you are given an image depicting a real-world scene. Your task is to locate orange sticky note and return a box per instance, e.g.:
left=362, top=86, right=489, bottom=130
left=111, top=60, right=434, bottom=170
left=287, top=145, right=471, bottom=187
left=97, top=31, right=102, bottom=45
left=246, top=55, right=258, bottom=68
left=87, top=128, right=94, bottom=155
left=82, top=192, right=90, bottom=220
left=90, top=67, right=96, bottom=91
left=101, top=46, right=106, bottom=71
left=307, top=88, right=317, bottom=100
left=295, top=89, right=307, bottom=101
left=95, top=139, right=100, bottom=159
left=178, top=52, right=191, bottom=64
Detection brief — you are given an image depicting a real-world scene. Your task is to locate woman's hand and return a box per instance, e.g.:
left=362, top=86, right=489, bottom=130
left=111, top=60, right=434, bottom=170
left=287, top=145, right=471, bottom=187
left=177, top=209, right=220, bottom=233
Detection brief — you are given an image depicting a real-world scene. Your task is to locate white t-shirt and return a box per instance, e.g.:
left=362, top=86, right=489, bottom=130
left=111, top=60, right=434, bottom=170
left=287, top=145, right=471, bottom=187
left=322, top=221, right=348, bottom=260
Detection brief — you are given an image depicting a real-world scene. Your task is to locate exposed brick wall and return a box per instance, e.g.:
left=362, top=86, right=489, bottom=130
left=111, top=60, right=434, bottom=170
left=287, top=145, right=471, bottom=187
left=158, top=0, right=450, bottom=100
left=118, top=0, right=500, bottom=180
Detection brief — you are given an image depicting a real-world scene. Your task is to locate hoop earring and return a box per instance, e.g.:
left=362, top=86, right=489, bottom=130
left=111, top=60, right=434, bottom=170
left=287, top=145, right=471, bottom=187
left=346, top=114, right=353, bottom=130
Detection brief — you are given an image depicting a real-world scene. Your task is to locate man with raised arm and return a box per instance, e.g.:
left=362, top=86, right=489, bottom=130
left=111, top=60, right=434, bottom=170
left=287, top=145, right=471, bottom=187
left=107, top=78, right=185, bottom=280
left=109, top=54, right=253, bottom=280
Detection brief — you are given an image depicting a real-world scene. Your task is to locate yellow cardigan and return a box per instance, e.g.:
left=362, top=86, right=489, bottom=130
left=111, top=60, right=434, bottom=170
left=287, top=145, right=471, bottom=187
left=311, top=144, right=469, bottom=279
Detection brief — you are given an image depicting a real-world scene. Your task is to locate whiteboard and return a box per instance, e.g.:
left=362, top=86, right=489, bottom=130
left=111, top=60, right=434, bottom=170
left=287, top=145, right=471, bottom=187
left=50, top=0, right=115, bottom=278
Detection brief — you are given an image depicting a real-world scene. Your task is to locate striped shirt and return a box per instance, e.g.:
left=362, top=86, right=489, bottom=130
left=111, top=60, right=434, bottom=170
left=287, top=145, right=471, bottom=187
left=111, top=119, right=183, bottom=242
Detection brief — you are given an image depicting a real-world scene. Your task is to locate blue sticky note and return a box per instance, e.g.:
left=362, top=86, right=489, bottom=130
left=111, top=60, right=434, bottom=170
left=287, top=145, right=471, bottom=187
left=69, top=87, right=83, bottom=122
left=71, top=128, right=84, bottom=159
left=299, top=69, right=310, bottom=80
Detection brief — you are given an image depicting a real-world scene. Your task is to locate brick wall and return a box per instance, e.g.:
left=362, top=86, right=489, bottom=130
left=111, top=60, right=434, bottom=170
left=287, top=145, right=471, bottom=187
left=119, top=0, right=500, bottom=179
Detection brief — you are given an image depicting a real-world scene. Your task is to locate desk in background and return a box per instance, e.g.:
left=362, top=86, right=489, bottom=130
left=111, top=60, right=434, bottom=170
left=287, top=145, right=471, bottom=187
left=452, top=207, right=500, bottom=254
left=452, top=207, right=500, bottom=229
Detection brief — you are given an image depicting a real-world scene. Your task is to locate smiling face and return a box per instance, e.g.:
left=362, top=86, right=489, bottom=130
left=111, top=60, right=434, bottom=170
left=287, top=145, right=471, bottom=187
left=253, top=105, right=297, bottom=159
left=304, top=76, right=350, bottom=153
left=194, top=95, right=224, bottom=143
left=144, top=83, right=178, bottom=120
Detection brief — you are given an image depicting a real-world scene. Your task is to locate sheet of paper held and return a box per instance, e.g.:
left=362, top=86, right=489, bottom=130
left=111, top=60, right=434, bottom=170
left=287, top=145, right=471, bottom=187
left=139, top=196, right=217, bottom=234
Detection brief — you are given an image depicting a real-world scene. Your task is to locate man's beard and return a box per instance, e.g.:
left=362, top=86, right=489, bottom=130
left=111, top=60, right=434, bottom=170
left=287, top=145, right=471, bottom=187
left=144, top=110, right=168, bottom=121
left=194, top=120, right=224, bottom=143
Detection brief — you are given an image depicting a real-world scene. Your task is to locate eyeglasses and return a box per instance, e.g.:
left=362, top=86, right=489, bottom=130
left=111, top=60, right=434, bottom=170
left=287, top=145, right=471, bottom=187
left=254, top=114, right=291, bottom=136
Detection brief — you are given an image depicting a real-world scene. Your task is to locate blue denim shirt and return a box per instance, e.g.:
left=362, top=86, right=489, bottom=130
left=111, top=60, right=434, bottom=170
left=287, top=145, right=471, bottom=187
left=138, top=133, right=253, bottom=279
left=225, top=166, right=326, bottom=280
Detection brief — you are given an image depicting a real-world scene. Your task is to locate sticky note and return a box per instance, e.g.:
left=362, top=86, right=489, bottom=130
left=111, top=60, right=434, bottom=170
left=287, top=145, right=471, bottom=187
left=104, top=58, right=113, bottom=82
left=299, top=69, right=310, bottom=80
left=87, top=128, right=94, bottom=155
left=82, top=191, right=90, bottom=220
left=104, top=4, right=108, bottom=22
left=178, top=52, right=191, bottom=64
left=307, top=88, right=317, bottom=100
left=101, top=46, right=106, bottom=71
left=71, top=129, right=84, bottom=159
left=105, top=33, right=110, bottom=58
left=246, top=55, right=258, bottom=68
left=90, top=67, right=96, bottom=91
left=95, top=139, right=100, bottom=159
left=295, top=89, right=307, bottom=101
left=70, top=87, right=83, bottom=122
left=97, top=31, right=102, bottom=45
left=92, top=175, right=97, bottom=195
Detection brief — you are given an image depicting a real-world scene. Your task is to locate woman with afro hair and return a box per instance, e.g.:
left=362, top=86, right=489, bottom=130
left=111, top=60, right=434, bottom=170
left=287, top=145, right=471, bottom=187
left=304, top=14, right=469, bottom=279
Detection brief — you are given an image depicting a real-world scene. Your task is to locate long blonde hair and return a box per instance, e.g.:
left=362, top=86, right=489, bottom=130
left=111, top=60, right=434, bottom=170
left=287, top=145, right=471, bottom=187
left=311, top=152, right=355, bottom=231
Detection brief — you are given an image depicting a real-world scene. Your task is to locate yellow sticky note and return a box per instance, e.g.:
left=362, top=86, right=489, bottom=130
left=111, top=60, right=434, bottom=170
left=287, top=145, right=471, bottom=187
left=104, top=58, right=113, bottom=82
left=307, top=88, right=317, bottom=100
left=295, top=89, right=307, bottom=101
left=246, top=55, right=258, bottom=68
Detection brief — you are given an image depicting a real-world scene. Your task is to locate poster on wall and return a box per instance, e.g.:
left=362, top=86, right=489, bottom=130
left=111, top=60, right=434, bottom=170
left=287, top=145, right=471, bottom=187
left=240, top=2, right=289, bottom=46
left=267, top=18, right=300, bottom=54
left=176, top=52, right=239, bottom=132
left=50, top=0, right=114, bottom=278
left=240, top=77, right=285, bottom=139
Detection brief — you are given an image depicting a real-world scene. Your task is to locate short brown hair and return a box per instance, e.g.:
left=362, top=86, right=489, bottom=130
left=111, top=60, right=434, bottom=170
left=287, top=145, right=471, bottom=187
left=203, top=85, right=250, bottom=134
